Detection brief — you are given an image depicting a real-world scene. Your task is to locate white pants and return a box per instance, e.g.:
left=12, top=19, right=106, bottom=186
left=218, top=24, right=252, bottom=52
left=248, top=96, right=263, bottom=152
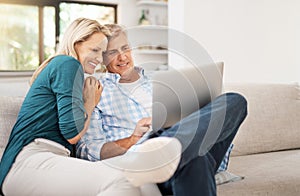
left=2, top=139, right=160, bottom=196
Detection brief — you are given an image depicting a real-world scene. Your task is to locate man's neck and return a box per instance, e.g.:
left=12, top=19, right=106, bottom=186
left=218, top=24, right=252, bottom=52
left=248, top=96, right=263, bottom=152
left=119, top=69, right=140, bottom=83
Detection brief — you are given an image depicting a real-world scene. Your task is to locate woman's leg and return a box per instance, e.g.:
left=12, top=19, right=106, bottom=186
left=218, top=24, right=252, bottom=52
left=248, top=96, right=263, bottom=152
left=2, top=140, right=141, bottom=196
left=3, top=137, right=181, bottom=196
left=103, top=137, right=182, bottom=187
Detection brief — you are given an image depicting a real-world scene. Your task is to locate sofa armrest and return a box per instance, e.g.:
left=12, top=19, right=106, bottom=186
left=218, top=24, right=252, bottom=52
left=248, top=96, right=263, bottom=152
left=0, top=96, right=24, bottom=159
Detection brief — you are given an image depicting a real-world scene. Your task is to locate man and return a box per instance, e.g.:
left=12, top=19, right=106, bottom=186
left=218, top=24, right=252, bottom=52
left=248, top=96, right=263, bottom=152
left=77, top=24, right=247, bottom=195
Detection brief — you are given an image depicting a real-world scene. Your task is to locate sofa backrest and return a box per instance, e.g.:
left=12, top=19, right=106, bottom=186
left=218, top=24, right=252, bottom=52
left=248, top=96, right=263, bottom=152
left=1, top=83, right=300, bottom=158
left=225, top=83, right=300, bottom=156
left=0, top=96, right=24, bottom=160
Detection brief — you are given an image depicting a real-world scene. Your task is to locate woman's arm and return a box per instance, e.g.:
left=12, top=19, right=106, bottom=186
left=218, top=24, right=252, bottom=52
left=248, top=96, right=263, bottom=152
left=68, top=77, right=102, bottom=144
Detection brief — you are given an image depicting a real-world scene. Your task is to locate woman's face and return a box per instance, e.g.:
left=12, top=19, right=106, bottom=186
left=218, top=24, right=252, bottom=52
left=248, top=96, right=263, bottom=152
left=75, top=32, right=108, bottom=74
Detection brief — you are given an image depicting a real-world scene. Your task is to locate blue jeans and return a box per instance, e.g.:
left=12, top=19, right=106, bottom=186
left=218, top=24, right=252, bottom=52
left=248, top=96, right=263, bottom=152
left=151, top=93, right=248, bottom=196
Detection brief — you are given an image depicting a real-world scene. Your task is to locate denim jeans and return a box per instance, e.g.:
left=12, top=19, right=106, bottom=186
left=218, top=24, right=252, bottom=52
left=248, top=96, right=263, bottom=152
left=152, top=93, right=248, bottom=196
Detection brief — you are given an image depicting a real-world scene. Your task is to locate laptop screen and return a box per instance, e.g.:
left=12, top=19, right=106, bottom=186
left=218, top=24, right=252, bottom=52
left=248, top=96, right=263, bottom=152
left=151, top=62, right=224, bottom=131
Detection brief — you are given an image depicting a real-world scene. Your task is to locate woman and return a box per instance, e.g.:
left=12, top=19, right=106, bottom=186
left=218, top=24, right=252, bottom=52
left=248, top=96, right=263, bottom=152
left=0, top=18, right=181, bottom=196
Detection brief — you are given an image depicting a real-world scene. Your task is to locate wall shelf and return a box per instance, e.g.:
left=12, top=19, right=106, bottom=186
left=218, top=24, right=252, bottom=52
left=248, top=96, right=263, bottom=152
left=134, top=49, right=168, bottom=55
left=136, top=1, right=168, bottom=7
left=135, top=0, right=169, bottom=71
left=136, top=25, right=168, bottom=29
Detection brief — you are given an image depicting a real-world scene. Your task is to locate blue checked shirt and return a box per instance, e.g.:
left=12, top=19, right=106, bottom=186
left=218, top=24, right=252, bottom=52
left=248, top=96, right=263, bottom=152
left=76, top=67, right=152, bottom=161
left=217, top=143, right=234, bottom=172
left=76, top=67, right=233, bottom=170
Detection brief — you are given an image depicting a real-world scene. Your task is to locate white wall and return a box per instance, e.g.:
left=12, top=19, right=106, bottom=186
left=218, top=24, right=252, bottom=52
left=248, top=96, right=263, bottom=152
left=3, top=0, right=299, bottom=97
left=169, top=0, right=300, bottom=84
left=111, top=0, right=138, bottom=27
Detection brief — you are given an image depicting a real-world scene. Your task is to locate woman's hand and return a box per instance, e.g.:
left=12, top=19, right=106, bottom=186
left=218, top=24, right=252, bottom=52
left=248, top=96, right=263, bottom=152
left=83, top=76, right=98, bottom=115
left=94, top=80, right=103, bottom=106
left=68, top=76, right=99, bottom=145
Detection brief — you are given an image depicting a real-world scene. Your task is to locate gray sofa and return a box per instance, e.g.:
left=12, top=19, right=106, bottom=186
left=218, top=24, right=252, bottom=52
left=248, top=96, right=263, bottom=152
left=218, top=83, right=300, bottom=196
left=0, top=96, right=23, bottom=159
left=1, top=83, right=300, bottom=195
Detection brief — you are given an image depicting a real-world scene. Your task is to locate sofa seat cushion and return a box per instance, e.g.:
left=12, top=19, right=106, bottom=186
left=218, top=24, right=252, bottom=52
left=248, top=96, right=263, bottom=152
left=217, top=149, right=300, bottom=196
left=0, top=96, right=23, bottom=159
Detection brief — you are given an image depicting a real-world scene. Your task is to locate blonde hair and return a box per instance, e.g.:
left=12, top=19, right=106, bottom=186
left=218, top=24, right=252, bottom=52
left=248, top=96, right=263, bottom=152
left=30, top=18, right=111, bottom=85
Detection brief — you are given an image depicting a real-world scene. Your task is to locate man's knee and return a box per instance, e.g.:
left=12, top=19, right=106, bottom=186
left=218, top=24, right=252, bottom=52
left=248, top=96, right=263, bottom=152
left=225, top=92, right=248, bottom=113
left=226, top=92, right=247, bottom=105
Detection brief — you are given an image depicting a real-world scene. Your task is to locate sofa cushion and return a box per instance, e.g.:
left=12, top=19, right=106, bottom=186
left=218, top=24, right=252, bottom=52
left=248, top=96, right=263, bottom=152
left=0, top=96, right=24, bottom=159
left=224, top=83, right=300, bottom=156
left=215, top=171, right=244, bottom=186
left=217, top=149, right=300, bottom=196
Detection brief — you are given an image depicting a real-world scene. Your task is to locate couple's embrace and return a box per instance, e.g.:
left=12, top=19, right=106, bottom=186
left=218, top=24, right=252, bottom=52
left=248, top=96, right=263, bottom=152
left=0, top=18, right=247, bottom=196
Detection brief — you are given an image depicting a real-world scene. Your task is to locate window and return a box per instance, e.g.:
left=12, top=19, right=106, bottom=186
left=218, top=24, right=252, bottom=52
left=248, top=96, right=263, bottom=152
left=0, top=0, right=116, bottom=72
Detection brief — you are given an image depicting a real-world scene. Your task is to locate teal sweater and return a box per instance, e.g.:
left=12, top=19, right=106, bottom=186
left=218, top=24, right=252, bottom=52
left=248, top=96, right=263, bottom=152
left=0, top=55, right=86, bottom=190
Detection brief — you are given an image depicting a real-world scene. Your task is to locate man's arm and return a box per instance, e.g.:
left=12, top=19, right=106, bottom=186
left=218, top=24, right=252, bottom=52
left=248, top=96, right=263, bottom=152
left=100, top=118, right=151, bottom=160
left=76, top=107, right=151, bottom=160
left=100, top=135, right=141, bottom=159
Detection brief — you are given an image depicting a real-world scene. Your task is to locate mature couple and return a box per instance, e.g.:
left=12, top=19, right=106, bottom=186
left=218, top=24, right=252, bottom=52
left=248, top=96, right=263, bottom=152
left=0, top=18, right=247, bottom=196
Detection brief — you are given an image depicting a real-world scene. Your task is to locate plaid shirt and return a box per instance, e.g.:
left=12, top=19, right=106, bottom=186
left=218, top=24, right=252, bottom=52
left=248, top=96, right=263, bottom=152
left=76, top=67, right=152, bottom=161
left=217, top=143, right=234, bottom=172
left=76, top=67, right=233, bottom=171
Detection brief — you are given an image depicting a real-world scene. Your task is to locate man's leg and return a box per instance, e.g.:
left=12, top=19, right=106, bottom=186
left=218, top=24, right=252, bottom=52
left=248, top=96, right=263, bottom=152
left=208, top=93, right=248, bottom=171
left=158, top=93, right=247, bottom=195
left=158, top=154, right=216, bottom=196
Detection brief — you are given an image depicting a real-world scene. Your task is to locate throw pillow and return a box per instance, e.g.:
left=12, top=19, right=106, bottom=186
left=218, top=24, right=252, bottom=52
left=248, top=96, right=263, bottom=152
left=215, top=171, right=244, bottom=185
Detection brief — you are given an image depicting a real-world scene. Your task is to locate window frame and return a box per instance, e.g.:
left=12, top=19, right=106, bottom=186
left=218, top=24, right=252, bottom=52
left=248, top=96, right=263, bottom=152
left=0, top=0, right=117, bottom=76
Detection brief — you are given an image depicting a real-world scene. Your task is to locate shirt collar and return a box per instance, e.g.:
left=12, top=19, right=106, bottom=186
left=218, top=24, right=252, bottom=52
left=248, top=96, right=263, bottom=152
left=103, top=66, right=145, bottom=83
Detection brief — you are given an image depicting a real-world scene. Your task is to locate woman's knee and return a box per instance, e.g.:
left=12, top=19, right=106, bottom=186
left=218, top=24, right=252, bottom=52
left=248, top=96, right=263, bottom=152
left=98, top=175, right=141, bottom=196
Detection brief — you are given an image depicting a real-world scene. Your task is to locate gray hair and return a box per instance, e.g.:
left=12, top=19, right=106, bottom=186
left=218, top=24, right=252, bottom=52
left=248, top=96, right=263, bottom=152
left=104, top=23, right=128, bottom=41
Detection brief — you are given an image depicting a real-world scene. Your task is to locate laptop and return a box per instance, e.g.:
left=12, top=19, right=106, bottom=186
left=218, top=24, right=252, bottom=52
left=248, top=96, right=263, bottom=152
left=151, top=62, right=224, bottom=131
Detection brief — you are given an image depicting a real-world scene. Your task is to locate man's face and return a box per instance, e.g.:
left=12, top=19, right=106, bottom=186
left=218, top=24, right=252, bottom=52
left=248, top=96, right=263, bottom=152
left=103, top=33, right=134, bottom=77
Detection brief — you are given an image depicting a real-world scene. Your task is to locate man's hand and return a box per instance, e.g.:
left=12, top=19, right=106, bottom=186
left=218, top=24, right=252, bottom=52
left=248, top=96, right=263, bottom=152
left=132, top=117, right=152, bottom=137
left=101, top=117, right=153, bottom=159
